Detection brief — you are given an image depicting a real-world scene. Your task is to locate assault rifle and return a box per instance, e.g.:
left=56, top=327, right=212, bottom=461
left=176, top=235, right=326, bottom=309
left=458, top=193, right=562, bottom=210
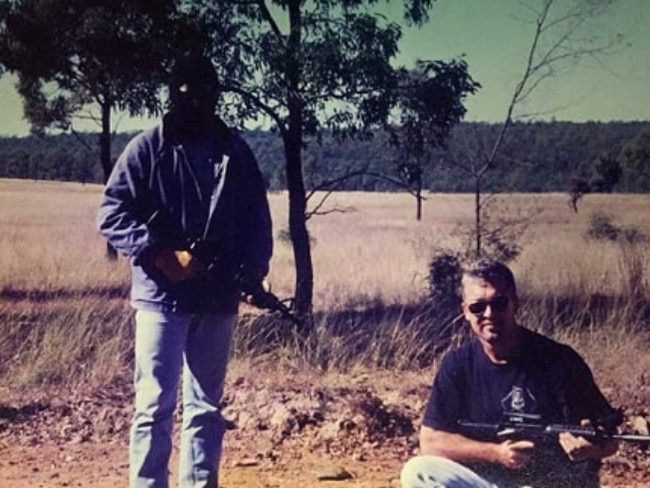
left=146, top=209, right=302, bottom=326
left=458, top=412, right=650, bottom=446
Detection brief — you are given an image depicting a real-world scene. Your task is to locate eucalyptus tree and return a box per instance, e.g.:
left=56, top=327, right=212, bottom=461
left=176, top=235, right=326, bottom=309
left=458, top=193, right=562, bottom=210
left=0, top=0, right=205, bottom=184
left=389, top=59, right=480, bottom=220
left=187, top=0, right=477, bottom=325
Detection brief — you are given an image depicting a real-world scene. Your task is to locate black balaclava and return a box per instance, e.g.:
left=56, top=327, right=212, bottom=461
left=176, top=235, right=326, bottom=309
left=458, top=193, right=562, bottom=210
left=168, top=54, right=220, bottom=137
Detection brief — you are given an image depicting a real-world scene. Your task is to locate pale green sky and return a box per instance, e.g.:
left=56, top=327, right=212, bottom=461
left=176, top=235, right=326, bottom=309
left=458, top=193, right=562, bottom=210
left=0, top=0, right=648, bottom=136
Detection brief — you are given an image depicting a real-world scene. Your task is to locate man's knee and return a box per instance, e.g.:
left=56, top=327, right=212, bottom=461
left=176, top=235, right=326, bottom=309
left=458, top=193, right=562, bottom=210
left=400, top=456, right=449, bottom=488
left=400, top=455, right=489, bottom=488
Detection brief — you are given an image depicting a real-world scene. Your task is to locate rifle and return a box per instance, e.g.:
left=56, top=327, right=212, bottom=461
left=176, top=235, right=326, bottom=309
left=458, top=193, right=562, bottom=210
left=233, top=270, right=303, bottom=327
left=458, top=412, right=650, bottom=446
left=146, top=208, right=302, bottom=326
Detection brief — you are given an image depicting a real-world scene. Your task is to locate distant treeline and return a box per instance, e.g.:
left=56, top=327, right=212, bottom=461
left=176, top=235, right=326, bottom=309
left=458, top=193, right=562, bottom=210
left=0, top=120, right=648, bottom=192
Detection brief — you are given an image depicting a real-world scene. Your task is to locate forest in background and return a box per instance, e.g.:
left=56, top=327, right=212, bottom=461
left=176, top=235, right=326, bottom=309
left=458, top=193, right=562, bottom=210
left=0, top=120, right=648, bottom=193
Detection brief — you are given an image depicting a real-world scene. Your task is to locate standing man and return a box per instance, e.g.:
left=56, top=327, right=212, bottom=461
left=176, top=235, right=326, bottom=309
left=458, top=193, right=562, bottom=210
left=97, top=54, right=273, bottom=487
left=400, top=259, right=620, bottom=488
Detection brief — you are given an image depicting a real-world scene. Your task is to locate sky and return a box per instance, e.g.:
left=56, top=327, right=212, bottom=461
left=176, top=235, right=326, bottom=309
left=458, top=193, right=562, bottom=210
left=0, top=0, right=648, bottom=136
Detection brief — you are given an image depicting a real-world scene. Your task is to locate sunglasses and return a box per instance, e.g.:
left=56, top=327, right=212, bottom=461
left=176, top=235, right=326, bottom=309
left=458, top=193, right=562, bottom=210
left=467, top=295, right=510, bottom=315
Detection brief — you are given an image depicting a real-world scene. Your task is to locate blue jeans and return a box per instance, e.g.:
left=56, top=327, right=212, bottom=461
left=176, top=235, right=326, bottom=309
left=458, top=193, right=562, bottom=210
left=400, top=456, right=523, bottom=488
left=401, top=455, right=599, bottom=488
left=129, top=310, right=236, bottom=488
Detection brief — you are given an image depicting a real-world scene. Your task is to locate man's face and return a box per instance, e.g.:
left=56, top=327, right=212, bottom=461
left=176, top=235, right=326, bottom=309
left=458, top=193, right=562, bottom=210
left=170, top=78, right=219, bottom=129
left=461, top=276, right=518, bottom=347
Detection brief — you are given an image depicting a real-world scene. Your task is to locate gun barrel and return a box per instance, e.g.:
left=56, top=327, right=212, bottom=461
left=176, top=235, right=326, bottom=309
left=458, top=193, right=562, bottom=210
left=459, top=420, right=650, bottom=446
left=612, top=434, right=650, bottom=444
left=547, top=425, right=650, bottom=444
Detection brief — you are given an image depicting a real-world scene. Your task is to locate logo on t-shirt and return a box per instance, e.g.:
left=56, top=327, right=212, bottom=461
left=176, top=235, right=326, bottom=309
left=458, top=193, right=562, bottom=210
left=501, top=386, right=538, bottom=413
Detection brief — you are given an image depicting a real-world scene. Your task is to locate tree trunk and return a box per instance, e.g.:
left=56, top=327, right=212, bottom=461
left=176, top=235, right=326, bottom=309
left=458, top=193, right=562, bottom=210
left=284, top=0, right=313, bottom=333
left=99, top=102, right=113, bottom=184
left=100, top=102, right=118, bottom=260
left=284, top=131, right=314, bottom=333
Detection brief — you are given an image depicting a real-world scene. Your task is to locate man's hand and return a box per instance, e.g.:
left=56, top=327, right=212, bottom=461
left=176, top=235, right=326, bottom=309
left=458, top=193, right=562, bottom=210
left=242, top=278, right=272, bottom=307
left=559, top=419, right=619, bottom=461
left=496, top=439, right=535, bottom=469
left=559, top=431, right=619, bottom=461
left=154, top=249, right=205, bottom=282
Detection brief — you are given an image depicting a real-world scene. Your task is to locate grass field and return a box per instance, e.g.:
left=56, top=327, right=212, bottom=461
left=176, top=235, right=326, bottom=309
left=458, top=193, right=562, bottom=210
left=0, top=178, right=649, bottom=401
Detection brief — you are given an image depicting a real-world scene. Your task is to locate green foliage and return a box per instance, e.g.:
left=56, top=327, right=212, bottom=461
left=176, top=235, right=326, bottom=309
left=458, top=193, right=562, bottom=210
left=178, top=1, right=479, bottom=318
left=590, top=153, right=622, bottom=193
left=389, top=59, right=480, bottom=160
left=188, top=1, right=478, bottom=160
left=460, top=199, right=531, bottom=263
left=426, top=223, right=524, bottom=306
left=586, top=212, right=620, bottom=241
left=0, top=132, right=127, bottom=182
left=427, top=251, right=462, bottom=305
left=193, top=1, right=407, bottom=134
left=620, top=124, right=650, bottom=192
left=585, top=211, right=647, bottom=244
left=430, top=120, right=644, bottom=193
left=0, top=0, right=205, bottom=182
left=425, top=201, right=531, bottom=316
left=584, top=211, right=648, bottom=300
left=0, top=121, right=646, bottom=191
left=467, top=223, right=523, bottom=263
left=0, top=0, right=202, bottom=124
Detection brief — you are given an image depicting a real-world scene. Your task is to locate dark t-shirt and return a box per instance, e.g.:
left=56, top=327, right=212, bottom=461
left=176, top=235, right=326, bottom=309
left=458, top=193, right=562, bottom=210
left=422, top=327, right=617, bottom=487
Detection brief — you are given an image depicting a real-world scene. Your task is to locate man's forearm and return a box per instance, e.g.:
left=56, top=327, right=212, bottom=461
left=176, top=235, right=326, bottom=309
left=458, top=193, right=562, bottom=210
left=419, top=427, right=500, bottom=464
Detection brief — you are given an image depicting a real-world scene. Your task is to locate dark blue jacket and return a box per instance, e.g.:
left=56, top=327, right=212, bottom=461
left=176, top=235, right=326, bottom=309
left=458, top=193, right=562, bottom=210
left=97, top=114, right=273, bottom=313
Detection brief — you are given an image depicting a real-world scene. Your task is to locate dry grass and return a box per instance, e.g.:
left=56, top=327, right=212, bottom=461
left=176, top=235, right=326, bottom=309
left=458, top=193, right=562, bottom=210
left=0, top=178, right=649, bottom=398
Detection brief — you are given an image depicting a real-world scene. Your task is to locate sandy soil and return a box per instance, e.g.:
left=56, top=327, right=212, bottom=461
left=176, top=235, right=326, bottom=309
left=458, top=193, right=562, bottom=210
left=0, top=441, right=403, bottom=488
left=1, top=440, right=649, bottom=488
left=1, top=376, right=648, bottom=488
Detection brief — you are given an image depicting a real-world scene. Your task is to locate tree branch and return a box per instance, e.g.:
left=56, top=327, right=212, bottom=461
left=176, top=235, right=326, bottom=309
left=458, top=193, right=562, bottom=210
left=305, top=169, right=426, bottom=221
left=223, top=83, right=288, bottom=136
left=256, top=0, right=284, bottom=41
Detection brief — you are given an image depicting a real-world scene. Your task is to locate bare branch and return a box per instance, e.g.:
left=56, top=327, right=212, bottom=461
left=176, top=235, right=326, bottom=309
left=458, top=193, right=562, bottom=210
left=306, top=190, right=356, bottom=220
left=310, top=169, right=420, bottom=197
left=304, top=169, right=425, bottom=221
left=447, top=0, right=624, bottom=256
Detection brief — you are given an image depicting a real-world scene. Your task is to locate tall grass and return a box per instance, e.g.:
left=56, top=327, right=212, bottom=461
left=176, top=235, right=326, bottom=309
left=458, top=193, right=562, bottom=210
left=0, top=297, right=132, bottom=386
left=0, top=179, right=649, bottom=400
